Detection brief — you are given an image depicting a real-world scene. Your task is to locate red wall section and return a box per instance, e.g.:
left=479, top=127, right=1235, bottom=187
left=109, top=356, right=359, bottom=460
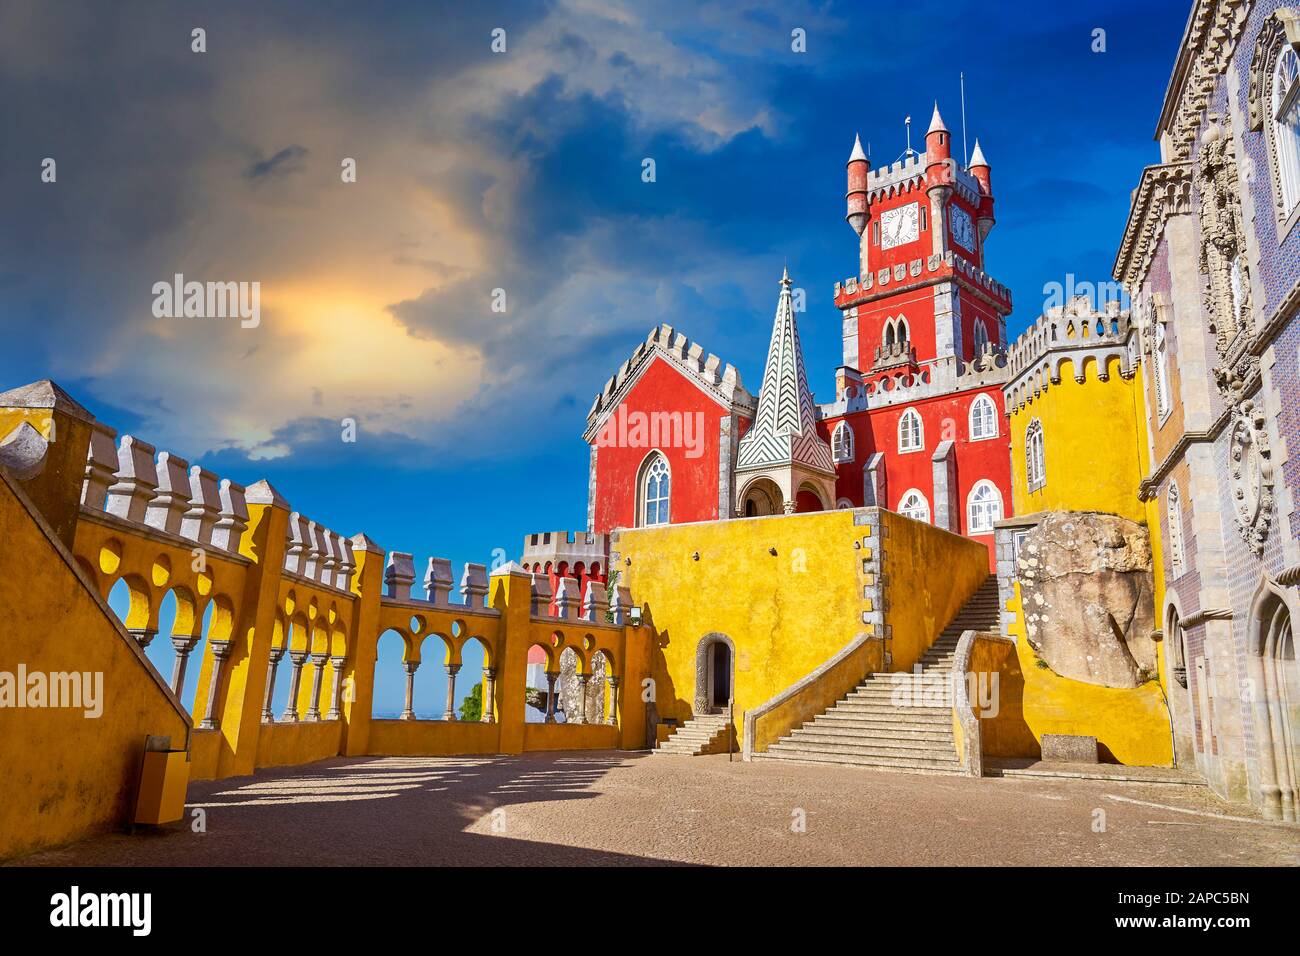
left=820, top=384, right=1011, bottom=568
left=590, top=356, right=730, bottom=533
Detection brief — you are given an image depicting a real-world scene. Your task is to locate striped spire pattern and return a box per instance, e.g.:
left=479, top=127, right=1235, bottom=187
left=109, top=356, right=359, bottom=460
left=736, top=269, right=835, bottom=474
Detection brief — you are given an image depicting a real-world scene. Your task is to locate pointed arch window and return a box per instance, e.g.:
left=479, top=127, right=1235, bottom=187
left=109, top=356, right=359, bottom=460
left=898, top=408, right=924, bottom=452
left=966, top=480, right=1003, bottom=534
left=973, top=320, right=990, bottom=355
left=969, top=394, right=998, bottom=441
left=639, top=454, right=671, bottom=527
left=831, top=422, right=855, bottom=464
left=898, top=489, right=930, bottom=523
left=1167, top=482, right=1186, bottom=576
left=1273, top=45, right=1300, bottom=217
left=1026, top=419, right=1046, bottom=491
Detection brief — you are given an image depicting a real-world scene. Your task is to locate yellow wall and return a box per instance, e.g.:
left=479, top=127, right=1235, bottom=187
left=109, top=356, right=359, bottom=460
left=0, top=470, right=191, bottom=859
left=995, top=584, right=1173, bottom=765
left=1000, top=354, right=1172, bottom=766
left=618, top=508, right=990, bottom=748
left=1010, top=355, right=1147, bottom=522
left=879, top=511, right=990, bottom=672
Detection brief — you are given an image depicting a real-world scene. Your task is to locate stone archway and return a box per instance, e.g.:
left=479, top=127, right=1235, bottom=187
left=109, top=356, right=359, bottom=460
left=1247, top=582, right=1299, bottom=821
left=739, top=477, right=783, bottom=517
left=694, top=632, right=735, bottom=715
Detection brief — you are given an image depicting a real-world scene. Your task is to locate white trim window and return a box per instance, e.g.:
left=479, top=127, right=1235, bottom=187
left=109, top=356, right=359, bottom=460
left=966, top=480, right=1003, bottom=534
left=1026, top=419, right=1046, bottom=491
left=897, top=489, right=930, bottom=523
left=1167, top=482, right=1186, bottom=576
left=898, top=408, right=924, bottom=452
left=969, top=394, right=998, bottom=441
left=1154, top=321, right=1172, bottom=420
left=1274, top=46, right=1300, bottom=218
left=640, top=454, right=671, bottom=526
left=831, top=421, right=855, bottom=463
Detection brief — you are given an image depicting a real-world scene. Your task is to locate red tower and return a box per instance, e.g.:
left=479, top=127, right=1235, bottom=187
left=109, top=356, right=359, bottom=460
left=821, top=104, right=1014, bottom=566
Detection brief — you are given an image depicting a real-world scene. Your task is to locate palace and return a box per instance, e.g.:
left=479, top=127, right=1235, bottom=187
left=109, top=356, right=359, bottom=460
left=584, top=105, right=1012, bottom=566
left=2, top=0, right=1300, bottom=862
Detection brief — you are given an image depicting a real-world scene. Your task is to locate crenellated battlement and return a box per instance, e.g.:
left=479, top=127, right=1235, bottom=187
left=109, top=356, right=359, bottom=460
left=1003, top=295, right=1136, bottom=411
left=585, top=323, right=755, bottom=440
left=818, top=347, right=1010, bottom=418
left=834, top=249, right=1012, bottom=310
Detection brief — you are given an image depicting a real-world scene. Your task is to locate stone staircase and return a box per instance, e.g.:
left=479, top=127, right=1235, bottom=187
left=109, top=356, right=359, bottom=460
left=653, top=712, right=734, bottom=756
left=754, top=576, right=1001, bottom=776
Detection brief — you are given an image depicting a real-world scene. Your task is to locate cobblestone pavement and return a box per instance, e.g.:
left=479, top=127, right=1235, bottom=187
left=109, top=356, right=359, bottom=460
left=16, top=752, right=1300, bottom=866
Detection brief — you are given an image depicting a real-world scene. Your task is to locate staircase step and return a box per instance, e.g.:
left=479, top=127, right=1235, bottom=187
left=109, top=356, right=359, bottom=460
left=786, top=732, right=953, bottom=756
left=795, top=723, right=951, bottom=738
left=756, top=748, right=963, bottom=774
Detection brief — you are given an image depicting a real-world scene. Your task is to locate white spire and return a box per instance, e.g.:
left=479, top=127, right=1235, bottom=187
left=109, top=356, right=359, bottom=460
left=848, top=133, right=867, bottom=163
left=969, top=138, right=988, bottom=167
left=927, top=101, right=947, bottom=134
left=734, top=270, right=835, bottom=477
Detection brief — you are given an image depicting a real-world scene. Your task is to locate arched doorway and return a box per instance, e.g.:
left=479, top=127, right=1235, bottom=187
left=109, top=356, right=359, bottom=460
left=739, top=477, right=782, bottom=517
left=1250, top=587, right=1298, bottom=821
left=694, top=633, right=735, bottom=714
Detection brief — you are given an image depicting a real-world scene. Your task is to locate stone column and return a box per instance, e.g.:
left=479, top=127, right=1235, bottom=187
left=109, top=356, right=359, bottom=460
left=544, top=670, right=559, bottom=723
left=261, top=646, right=286, bottom=722
left=305, top=652, right=328, bottom=721
left=577, top=674, right=591, bottom=724
left=170, top=635, right=196, bottom=696
left=442, top=663, right=461, bottom=721
left=400, top=660, right=419, bottom=720
left=281, top=651, right=307, bottom=722
left=325, top=655, right=346, bottom=720
left=607, top=676, right=620, bottom=727
left=128, top=627, right=157, bottom=649
left=198, top=639, right=233, bottom=731
left=480, top=667, right=496, bottom=724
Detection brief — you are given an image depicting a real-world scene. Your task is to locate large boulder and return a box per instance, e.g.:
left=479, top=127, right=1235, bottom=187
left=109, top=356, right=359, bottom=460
left=1017, top=512, right=1156, bottom=688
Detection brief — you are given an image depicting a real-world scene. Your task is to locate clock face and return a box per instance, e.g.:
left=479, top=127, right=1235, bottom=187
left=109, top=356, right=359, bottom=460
left=951, top=206, right=976, bottom=250
left=881, top=203, right=920, bottom=250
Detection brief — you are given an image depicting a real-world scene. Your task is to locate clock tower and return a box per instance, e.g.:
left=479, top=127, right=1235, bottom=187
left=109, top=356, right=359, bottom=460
left=838, top=103, right=1006, bottom=377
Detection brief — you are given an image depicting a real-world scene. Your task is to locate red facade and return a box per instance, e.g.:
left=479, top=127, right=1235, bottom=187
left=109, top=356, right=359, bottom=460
left=585, top=107, right=1012, bottom=568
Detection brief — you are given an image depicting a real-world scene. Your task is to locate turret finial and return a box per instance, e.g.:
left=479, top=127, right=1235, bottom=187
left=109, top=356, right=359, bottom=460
left=927, top=101, right=948, bottom=134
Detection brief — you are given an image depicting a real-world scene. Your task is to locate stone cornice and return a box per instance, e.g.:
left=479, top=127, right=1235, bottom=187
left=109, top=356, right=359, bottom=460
left=1137, top=404, right=1235, bottom=500
left=1156, top=0, right=1252, bottom=162
left=1113, top=162, right=1194, bottom=290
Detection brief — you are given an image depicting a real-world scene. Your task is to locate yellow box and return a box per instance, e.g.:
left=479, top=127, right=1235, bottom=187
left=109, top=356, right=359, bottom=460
left=134, top=751, right=190, bottom=825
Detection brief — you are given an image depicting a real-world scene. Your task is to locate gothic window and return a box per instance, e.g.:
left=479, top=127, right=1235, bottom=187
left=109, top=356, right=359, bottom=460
left=639, top=454, right=670, bottom=527
left=898, top=489, right=930, bottom=523
left=884, top=320, right=896, bottom=348
left=831, top=422, right=854, bottom=463
left=969, top=394, right=998, bottom=441
left=897, top=317, right=910, bottom=343
left=1167, top=482, right=1186, bottom=576
left=1026, top=419, right=1046, bottom=491
left=1154, top=321, right=1172, bottom=420
left=966, top=480, right=1003, bottom=534
left=898, top=408, right=924, bottom=452
left=973, top=319, right=990, bottom=355
left=1273, top=46, right=1300, bottom=217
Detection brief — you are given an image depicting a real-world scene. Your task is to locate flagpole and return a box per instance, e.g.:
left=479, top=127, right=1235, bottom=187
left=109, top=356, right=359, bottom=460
left=960, top=71, right=969, bottom=166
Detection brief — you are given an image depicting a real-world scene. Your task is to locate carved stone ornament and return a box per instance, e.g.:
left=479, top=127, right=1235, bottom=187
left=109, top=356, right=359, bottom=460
left=1230, top=401, right=1275, bottom=556
left=1197, top=119, right=1254, bottom=375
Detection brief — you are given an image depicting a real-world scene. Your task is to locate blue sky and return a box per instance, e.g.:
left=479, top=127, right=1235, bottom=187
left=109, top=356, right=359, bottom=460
left=3, top=0, right=1189, bottom=713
